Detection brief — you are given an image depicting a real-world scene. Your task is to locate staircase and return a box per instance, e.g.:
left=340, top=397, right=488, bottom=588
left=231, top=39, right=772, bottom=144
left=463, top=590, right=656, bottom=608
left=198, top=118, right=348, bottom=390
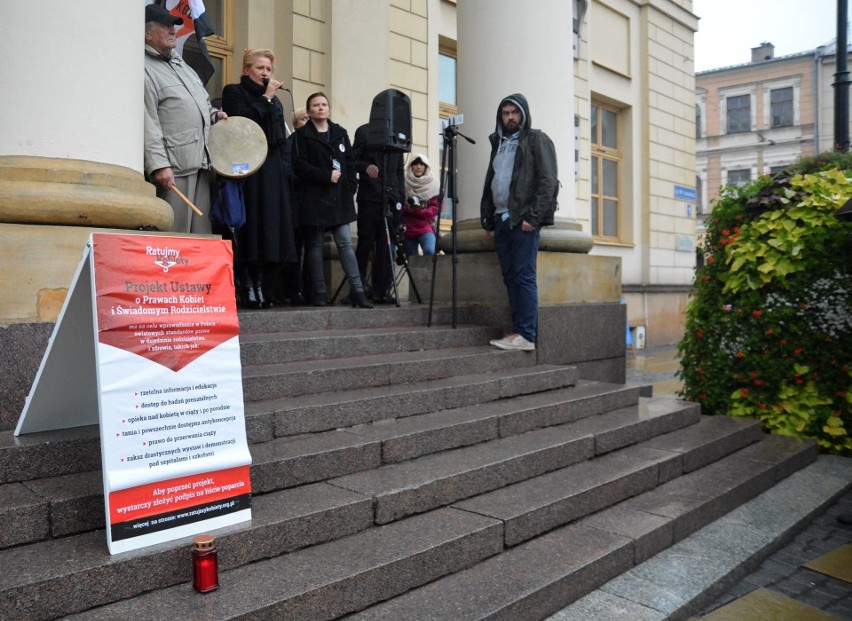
left=0, top=304, right=824, bottom=620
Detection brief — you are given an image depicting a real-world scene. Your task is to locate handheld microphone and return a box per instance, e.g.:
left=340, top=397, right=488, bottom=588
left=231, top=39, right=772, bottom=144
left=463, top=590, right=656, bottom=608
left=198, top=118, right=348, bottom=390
left=262, top=79, right=291, bottom=92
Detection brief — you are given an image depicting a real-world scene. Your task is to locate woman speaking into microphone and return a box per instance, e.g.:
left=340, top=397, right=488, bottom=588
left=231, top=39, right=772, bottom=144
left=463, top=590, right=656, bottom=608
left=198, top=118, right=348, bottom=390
left=221, top=48, right=297, bottom=308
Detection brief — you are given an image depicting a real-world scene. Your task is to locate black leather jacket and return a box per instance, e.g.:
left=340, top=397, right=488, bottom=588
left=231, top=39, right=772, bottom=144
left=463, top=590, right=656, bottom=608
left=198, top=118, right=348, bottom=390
left=480, top=93, right=558, bottom=231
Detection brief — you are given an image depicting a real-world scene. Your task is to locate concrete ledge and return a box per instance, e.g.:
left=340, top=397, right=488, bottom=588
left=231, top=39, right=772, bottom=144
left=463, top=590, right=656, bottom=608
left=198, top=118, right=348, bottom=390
left=408, top=252, right=621, bottom=306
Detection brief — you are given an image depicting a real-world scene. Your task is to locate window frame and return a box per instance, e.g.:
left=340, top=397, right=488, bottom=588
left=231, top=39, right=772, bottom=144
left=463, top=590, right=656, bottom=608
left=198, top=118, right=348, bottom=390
left=438, top=37, right=458, bottom=119
left=769, top=86, right=794, bottom=128
left=590, top=100, right=622, bottom=241
left=727, top=168, right=751, bottom=186
left=726, top=94, right=751, bottom=134
left=200, top=0, right=234, bottom=101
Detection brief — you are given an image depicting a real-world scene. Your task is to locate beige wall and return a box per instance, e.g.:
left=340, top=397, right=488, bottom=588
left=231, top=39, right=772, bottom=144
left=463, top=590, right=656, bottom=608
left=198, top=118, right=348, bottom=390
left=815, top=48, right=852, bottom=152
left=696, top=53, right=816, bottom=209
left=574, top=0, right=697, bottom=343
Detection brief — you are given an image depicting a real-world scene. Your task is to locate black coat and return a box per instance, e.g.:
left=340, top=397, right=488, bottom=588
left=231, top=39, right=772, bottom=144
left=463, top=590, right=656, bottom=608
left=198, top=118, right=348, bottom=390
left=293, top=120, right=357, bottom=228
left=352, top=123, right=405, bottom=206
left=221, top=77, right=296, bottom=264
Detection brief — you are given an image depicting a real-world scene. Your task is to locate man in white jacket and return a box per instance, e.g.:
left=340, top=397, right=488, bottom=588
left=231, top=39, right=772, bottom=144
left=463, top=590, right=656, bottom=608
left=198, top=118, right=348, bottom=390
left=143, top=3, right=226, bottom=233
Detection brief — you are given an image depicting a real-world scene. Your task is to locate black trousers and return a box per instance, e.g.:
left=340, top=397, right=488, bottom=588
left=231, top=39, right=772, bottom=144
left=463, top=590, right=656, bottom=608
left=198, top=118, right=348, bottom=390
left=355, top=200, right=395, bottom=296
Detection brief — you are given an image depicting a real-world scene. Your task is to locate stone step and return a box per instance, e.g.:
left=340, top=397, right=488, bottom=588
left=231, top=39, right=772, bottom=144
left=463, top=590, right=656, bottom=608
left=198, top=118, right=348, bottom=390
left=241, top=345, right=538, bottom=401
left=450, top=414, right=775, bottom=549
left=578, top=433, right=819, bottom=563
left=0, top=424, right=101, bottom=485
left=54, top=433, right=816, bottom=621
left=249, top=368, right=609, bottom=442
left=326, top=399, right=709, bottom=526
left=73, top=508, right=505, bottom=621
left=235, top=304, right=465, bottom=336
left=0, top=481, right=377, bottom=621
left=346, top=435, right=817, bottom=621
left=342, top=379, right=638, bottom=465
left=552, top=454, right=850, bottom=621
left=0, top=366, right=582, bottom=485
left=239, top=324, right=499, bottom=366
left=0, top=380, right=630, bottom=548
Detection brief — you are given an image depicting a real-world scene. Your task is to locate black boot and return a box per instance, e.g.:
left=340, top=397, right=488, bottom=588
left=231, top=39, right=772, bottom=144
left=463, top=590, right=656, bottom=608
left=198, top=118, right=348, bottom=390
left=351, top=290, right=373, bottom=309
left=313, top=290, right=327, bottom=307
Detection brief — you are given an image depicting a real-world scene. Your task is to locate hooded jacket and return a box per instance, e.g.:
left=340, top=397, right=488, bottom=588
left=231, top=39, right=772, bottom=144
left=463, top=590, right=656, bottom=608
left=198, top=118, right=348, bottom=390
left=480, top=93, right=558, bottom=231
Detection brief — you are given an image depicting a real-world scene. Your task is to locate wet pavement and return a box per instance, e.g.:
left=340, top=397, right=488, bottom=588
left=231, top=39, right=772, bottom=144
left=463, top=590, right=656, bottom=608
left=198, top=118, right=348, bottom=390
left=625, top=344, right=852, bottom=621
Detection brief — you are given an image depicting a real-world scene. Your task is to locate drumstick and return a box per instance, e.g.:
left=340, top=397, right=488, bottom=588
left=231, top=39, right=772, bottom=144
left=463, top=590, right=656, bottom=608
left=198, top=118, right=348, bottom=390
left=170, top=185, right=204, bottom=217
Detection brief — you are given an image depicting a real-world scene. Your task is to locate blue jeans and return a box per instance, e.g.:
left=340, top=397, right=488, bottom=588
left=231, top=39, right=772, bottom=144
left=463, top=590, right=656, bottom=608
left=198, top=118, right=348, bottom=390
left=403, top=232, right=436, bottom=257
left=493, top=217, right=540, bottom=343
left=305, top=224, right=364, bottom=297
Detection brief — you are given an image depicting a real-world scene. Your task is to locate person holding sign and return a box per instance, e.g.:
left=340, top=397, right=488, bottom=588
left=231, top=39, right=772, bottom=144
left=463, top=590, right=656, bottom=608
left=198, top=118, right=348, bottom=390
left=293, top=93, right=372, bottom=308
left=221, top=48, right=297, bottom=308
left=143, top=3, right=227, bottom=234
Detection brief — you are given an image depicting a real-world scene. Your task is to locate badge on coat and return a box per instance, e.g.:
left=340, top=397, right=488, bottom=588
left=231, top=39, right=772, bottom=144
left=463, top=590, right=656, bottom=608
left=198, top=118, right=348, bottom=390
left=339, top=144, right=345, bottom=152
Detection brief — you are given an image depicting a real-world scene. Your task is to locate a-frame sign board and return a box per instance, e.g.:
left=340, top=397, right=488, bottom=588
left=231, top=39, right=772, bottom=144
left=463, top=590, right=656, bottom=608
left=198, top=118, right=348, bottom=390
left=16, top=233, right=252, bottom=554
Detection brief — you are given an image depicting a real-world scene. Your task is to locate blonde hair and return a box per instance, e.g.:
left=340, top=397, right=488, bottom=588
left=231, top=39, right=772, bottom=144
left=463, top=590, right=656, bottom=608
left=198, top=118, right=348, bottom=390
left=242, top=48, right=275, bottom=73
left=292, top=107, right=308, bottom=129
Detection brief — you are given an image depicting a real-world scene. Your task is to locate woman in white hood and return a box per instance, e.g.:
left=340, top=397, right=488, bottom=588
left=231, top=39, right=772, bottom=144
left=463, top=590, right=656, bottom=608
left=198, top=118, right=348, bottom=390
left=402, top=154, right=442, bottom=256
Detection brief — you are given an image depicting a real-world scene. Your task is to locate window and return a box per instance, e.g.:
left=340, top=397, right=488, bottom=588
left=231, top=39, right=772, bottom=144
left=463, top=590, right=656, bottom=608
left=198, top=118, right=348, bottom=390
left=770, top=87, right=793, bottom=128
left=695, top=104, right=702, bottom=139
left=770, top=164, right=789, bottom=175
left=726, top=94, right=751, bottom=134
left=437, top=37, right=458, bottom=229
left=696, top=175, right=704, bottom=214
left=591, top=102, right=621, bottom=239
left=438, top=37, right=457, bottom=118
left=727, top=168, right=751, bottom=186
left=573, top=0, right=588, bottom=58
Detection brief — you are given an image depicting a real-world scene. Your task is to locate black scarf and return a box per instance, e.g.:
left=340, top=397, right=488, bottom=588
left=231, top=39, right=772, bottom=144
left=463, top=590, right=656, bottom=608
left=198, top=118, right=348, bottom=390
left=239, top=76, right=286, bottom=147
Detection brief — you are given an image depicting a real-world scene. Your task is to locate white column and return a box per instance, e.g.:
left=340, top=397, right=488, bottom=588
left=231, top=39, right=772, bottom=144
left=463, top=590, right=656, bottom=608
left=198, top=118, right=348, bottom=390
left=452, top=0, right=590, bottom=252
left=0, top=0, right=171, bottom=230
left=0, top=2, right=172, bottom=322
left=0, top=1, right=142, bottom=168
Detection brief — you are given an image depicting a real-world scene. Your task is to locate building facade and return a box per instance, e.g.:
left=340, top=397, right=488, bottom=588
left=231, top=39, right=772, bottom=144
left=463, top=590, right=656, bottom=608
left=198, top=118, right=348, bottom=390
left=0, top=0, right=699, bottom=346
left=695, top=39, right=852, bottom=236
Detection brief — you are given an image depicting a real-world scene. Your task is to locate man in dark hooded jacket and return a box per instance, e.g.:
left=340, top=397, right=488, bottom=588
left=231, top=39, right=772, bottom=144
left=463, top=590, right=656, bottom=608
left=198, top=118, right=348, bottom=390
left=480, top=93, right=558, bottom=351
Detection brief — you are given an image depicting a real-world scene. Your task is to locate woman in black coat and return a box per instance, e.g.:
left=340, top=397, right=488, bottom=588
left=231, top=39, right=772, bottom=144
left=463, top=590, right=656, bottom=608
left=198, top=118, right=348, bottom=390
left=221, top=48, right=296, bottom=307
left=293, top=92, right=372, bottom=308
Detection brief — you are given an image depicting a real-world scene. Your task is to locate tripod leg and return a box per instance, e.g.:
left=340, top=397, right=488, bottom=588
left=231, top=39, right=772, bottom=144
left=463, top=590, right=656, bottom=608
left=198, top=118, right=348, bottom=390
left=383, top=214, right=402, bottom=306
left=405, top=257, right=423, bottom=304
left=330, top=273, right=347, bottom=304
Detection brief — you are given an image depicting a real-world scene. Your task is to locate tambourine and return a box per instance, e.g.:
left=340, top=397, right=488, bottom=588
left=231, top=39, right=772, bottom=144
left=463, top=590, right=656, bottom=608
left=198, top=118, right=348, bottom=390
left=208, top=117, right=268, bottom=178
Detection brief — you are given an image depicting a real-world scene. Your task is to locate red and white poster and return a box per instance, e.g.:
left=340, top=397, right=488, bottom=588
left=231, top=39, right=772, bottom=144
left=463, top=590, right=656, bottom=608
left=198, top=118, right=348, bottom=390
left=91, top=233, right=251, bottom=554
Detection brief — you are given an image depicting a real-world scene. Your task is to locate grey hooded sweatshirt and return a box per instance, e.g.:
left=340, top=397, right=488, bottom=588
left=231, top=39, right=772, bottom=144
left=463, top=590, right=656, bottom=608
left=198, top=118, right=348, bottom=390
left=479, top=93, right=558, bottom=232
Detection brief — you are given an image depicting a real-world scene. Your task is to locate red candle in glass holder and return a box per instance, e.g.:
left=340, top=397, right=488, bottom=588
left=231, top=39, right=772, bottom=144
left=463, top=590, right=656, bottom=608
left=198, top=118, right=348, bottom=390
left=192, top=534, right=219, bottom=593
